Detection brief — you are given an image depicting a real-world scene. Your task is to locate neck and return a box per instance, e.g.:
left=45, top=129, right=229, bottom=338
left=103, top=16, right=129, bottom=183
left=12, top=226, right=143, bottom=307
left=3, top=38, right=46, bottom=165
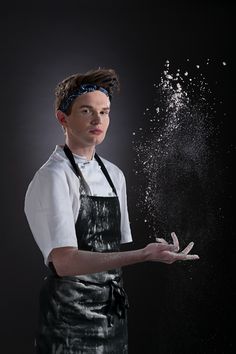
left=65, top=140, right=95, bottom=161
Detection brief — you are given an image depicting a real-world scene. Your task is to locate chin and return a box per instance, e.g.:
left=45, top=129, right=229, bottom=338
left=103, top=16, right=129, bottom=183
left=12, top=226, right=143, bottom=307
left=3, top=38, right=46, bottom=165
left=94, top=136, right=106, bottom=146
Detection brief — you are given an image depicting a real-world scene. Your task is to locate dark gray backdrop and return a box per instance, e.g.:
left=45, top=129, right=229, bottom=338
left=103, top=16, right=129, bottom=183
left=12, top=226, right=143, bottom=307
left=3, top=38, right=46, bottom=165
left=0, top=1, right=234, bottom=353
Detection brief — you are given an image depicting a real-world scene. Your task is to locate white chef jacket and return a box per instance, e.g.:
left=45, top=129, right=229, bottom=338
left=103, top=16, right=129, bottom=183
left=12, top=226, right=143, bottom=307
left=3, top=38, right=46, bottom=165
left=24, top=145, right=133, bottom=265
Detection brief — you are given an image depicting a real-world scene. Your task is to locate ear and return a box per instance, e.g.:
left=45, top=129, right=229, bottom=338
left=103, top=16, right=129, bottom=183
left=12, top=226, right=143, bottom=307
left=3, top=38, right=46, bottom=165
left=56, top=110, right=68, bottom=129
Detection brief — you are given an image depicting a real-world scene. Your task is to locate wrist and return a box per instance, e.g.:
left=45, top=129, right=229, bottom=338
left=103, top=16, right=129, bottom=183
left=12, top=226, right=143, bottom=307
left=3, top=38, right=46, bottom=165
left=139, top=246, right=149, bottom=262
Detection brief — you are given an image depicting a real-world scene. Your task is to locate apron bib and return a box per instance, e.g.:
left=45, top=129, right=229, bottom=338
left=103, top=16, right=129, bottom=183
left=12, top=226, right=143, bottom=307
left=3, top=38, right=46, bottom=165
left=35, top=145, right=129, bottom=353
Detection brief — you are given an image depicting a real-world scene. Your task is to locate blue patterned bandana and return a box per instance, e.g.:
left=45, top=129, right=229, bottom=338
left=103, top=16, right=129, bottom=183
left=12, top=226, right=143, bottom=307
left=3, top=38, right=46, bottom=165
left=59, top=84, right=110, bottom=113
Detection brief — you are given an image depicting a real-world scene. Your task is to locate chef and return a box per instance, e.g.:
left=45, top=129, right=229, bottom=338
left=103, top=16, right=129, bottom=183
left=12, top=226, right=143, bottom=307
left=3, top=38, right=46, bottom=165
left=24, top=68, right=199, bottom=353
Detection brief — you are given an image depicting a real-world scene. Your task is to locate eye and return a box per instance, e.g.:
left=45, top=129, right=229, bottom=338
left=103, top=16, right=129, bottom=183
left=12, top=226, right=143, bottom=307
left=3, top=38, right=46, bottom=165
left=80, top=108, right=92, bottom=115
left=101, top=110, right=110, bottom=115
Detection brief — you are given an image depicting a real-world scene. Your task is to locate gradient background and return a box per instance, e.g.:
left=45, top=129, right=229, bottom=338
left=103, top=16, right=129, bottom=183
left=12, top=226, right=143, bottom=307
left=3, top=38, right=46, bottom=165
left=0, top=1, right=234, bottom=353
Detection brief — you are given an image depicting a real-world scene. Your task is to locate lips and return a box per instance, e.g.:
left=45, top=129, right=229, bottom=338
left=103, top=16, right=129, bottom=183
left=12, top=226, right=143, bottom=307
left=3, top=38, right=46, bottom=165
left=89, top=129, right=103, bottom=135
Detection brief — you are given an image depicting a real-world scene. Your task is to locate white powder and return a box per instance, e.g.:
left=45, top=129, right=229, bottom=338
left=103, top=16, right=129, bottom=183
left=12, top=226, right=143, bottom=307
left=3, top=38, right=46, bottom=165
left=132, top=59, right=225, bottom=242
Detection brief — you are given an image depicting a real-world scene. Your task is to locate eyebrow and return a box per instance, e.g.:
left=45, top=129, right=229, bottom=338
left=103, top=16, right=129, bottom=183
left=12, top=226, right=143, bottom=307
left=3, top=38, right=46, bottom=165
left=79, top=105, right=110, bottom=110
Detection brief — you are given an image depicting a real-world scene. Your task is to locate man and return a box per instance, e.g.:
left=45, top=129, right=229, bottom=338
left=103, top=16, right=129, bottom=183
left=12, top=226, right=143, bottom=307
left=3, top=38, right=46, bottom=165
left=25, top=68, right=199, bottom=353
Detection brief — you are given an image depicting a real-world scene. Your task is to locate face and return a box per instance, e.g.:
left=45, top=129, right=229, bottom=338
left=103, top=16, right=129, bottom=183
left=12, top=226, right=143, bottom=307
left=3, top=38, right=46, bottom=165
left=57, top=90, right=111, bottom=150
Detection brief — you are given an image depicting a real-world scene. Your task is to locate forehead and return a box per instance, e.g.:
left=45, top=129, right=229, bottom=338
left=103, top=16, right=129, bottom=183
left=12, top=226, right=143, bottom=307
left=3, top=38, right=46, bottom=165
left=73, top=90, right=110, bottom=108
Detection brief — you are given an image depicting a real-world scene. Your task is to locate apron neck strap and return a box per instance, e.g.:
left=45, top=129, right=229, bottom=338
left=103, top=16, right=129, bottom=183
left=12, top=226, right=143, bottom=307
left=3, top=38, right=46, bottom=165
left=63, top=144, right=118, bottom=196
left=63, top=144, right=91, bottom=195
left=94, top=153, right=117, bottom=196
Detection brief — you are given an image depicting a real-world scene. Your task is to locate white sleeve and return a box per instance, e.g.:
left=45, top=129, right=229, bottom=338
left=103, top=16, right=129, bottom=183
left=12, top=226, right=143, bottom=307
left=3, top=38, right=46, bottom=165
left=24, top=167, right=78, bottom=265
left=118, top=172, right=133, bottom=244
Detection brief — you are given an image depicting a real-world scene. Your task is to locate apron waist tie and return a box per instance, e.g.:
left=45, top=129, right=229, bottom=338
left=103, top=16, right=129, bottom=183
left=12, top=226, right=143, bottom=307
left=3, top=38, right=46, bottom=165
left=107, top=276, right=129, bottom=327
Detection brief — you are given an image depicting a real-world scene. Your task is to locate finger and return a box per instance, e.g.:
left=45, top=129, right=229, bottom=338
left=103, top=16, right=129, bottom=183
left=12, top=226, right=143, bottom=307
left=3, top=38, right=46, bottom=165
left=174, top=253, right=199, bottom=261
left=171, top=232, right=179, bottom=251
left=182, top=254, right=199, bottom=260
left=155, top=238, right=168, bottom=244
left=181, top=242, right=194, bottom=255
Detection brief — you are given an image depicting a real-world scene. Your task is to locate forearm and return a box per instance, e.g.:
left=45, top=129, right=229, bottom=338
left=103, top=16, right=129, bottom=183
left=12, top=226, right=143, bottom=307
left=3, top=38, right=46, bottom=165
left=52, top=247, right=148, bottom=277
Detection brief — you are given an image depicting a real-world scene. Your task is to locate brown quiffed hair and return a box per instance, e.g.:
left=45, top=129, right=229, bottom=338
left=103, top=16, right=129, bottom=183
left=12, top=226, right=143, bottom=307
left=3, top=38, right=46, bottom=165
left=54, top=68, right=120, bottom=114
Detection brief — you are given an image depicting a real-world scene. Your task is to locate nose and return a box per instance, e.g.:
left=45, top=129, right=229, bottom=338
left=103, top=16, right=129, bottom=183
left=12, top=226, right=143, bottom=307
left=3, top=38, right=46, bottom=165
left=91, top=111, right=102, bottom=125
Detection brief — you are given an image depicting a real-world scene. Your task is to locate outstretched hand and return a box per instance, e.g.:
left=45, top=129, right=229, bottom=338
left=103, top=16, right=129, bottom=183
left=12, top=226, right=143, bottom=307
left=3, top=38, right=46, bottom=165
left=144, top=232, right=199, bottom=264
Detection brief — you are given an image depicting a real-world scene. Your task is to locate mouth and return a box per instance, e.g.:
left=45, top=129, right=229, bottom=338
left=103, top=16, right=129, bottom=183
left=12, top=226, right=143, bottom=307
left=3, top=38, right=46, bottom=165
left=89, top=129, right=103, bottom=135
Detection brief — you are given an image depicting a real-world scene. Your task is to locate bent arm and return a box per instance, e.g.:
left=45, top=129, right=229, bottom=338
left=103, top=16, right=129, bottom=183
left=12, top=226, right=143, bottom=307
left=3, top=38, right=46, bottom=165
left=50, top=233, right=199, bottom=277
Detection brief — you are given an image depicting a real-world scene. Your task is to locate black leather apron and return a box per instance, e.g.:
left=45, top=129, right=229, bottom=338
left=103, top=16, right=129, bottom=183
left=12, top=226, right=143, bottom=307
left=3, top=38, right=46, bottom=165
left=35, top=145, right=129, bottom=353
